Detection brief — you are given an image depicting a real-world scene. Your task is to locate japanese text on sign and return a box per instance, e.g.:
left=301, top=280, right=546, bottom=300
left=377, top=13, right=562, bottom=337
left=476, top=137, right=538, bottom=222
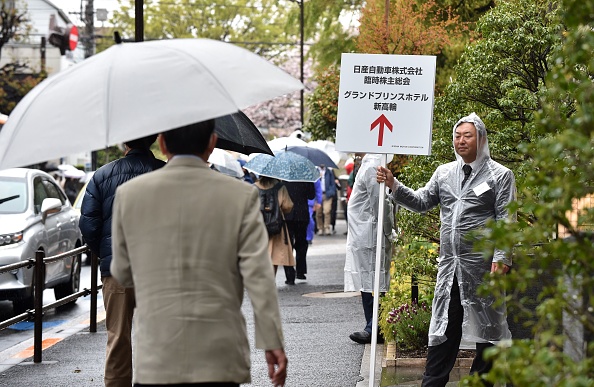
left=354, top=65, right=424, bottom=76
left=336, top=53, right=436, bottom=155
left=342, top=91, right=429, bottom=101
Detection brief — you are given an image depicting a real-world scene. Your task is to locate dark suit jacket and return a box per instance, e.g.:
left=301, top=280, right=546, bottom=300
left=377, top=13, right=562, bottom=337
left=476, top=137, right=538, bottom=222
left=284, top=182, right=315, bottom=222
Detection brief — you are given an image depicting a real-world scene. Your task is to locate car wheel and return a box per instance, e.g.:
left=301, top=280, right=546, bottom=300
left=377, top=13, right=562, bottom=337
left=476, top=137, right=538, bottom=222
left=13, top=268, right=39, bottom=315
left=54, top=252, right=82, bottom=302
left=13, top=291, right=34, bottom=315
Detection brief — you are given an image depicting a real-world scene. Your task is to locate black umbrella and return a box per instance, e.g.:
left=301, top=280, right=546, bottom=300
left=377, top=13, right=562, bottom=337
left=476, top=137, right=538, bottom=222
left=214, top=111, right=273, bottom=156
left=284, top=145, right=339, bottom=169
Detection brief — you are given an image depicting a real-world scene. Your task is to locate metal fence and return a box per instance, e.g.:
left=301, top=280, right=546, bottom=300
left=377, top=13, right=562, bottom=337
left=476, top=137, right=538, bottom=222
left=0, top=245, right=102, bottom=363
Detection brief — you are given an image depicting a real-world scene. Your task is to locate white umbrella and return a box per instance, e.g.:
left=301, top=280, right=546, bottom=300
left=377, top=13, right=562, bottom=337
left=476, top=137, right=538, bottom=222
left=0, top=38, right=303, bottom=170
left=208, top=148, right=243, bottom=179
left=266, top=136, right=308, bottom=151
left=57, top=164, right=86, bottom=179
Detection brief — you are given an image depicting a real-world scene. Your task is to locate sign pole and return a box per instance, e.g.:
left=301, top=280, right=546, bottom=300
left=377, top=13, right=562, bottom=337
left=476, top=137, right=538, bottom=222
left=369, top=153, right=387, bottom=387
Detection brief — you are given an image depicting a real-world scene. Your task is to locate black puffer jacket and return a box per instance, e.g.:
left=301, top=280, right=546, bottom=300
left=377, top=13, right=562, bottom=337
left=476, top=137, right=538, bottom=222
left=79, top=149, right=166, bottom=277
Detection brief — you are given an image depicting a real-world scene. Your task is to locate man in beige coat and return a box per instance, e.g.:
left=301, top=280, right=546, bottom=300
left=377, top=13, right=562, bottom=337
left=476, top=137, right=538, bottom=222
left=111, top=119, right=287, bottom=387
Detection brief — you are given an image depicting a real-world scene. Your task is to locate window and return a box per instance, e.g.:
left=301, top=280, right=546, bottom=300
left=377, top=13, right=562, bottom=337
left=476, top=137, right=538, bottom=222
left=0, top=178, right=27, bottom=214
left=33, top=177, right=49, bottom=214
left=42, top=179, right=65, bottom=204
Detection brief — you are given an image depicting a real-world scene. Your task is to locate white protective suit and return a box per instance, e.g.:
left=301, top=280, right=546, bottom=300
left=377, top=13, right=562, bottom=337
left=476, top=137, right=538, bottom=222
left=388, top=113, right=516, bottom=346
left=344, top=154, right=395, bottom=293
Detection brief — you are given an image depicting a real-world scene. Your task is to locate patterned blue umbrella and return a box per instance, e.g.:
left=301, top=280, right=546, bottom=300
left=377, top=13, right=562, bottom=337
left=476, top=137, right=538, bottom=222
left=244, top=150, right=319, bottom=182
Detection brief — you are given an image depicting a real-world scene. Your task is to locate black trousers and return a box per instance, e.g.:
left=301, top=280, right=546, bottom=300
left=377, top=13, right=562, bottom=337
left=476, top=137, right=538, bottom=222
left=361, top=292, right=374, bottom=333
left=422, top=279, right=494, bottom=387
left=361, top=291, right=385, bottom=333
left=284, top=219, right=310, bottom=282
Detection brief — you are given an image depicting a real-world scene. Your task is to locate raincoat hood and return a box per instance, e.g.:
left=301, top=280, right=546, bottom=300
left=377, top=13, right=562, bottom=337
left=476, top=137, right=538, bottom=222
left=453, top=113, right=490, bottom=164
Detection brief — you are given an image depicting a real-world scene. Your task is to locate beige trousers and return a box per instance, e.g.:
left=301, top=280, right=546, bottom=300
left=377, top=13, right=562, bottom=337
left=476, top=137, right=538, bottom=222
left=102, top=276, right=135, bottom=387
left=315, top=194, right=333, bottom=235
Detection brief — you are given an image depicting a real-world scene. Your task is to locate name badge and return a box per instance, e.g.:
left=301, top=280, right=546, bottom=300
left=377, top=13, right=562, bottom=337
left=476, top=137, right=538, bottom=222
left=473, top=182, right=491, bottom=196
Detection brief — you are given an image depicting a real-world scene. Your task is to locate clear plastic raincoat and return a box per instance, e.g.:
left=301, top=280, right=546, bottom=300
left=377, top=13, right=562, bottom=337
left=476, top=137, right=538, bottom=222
left=344, top=154, right=395, bottom=292
left=388, top=113, right=516, bottom=346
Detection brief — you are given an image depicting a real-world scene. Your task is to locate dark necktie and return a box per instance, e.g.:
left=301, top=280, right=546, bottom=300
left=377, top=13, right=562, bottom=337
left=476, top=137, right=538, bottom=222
left=461, top=164, right=472, bottom=188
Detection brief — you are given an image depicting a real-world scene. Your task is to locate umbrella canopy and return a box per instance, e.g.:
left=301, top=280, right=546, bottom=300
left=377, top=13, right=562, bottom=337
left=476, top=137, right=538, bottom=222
left=307, top=140, right=346, bottom=165
left=244, top=150, right=319, bottom=183
left=284, top=146, right=338, bottom=169
left=59, top=165, right=86, bottom=179
left=208, top=148, right=243, bottom=179
left=267, top=136, right=307, bottom=151
left=214, top=111, right=272, bottom=156
left=0, top=38, right=302, bottom=170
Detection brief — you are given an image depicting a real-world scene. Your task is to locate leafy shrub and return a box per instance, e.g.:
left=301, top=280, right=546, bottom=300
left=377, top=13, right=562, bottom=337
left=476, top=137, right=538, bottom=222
left=379, top=236, right=436, bottom=347
left=385, top=301, right=431, bottom=352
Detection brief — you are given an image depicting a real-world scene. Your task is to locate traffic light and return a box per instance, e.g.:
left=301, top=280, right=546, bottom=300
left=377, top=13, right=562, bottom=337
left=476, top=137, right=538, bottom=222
left=48, top=25, right=79, bottom=55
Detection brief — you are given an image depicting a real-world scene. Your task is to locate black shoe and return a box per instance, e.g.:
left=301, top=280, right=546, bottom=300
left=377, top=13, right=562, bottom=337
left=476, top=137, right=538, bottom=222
left=349, top=331, right=384, bottom=344
left=349, top=331, right=371, bottom=344
left=285, top=280, right=295, bottom=285
left=296, top=274, right=306, bottom=280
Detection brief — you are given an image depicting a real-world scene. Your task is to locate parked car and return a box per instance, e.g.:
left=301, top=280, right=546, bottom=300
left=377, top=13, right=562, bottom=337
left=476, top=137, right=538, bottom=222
left=0, top=168, right=83, bottom=314
left=72, top=178, right=93, bottom=265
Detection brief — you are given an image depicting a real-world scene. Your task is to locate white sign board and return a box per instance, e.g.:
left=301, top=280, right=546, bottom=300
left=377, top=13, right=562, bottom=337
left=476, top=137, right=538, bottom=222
left=335, top=53, right=436, bottom=155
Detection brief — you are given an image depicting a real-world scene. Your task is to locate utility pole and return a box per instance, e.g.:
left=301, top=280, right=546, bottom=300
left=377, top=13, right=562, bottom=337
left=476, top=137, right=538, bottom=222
left=84, top=0, right=94, bottom=59
left=288, top=0, right=304, bottom=128
left=40, top=37, right=46, bottom=72
left=299, top=0, right=304, bottom=128
left=85, top=0, right=97, bottom=170
left=135, top=0, right=143, bottom=42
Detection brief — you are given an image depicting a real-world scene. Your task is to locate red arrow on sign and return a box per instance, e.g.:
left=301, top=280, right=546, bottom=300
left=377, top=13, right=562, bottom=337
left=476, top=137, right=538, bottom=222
left=370, top=114, right=393, bottom=146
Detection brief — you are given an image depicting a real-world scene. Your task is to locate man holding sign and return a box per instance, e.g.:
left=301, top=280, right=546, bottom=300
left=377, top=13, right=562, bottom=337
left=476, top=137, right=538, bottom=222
left=377, top=113, right=516, bottom=386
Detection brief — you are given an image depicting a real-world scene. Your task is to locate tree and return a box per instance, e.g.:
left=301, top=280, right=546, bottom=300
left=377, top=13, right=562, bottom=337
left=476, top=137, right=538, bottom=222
left=437, top=0, right=496, bottom=23
left=284, top=0, right=364, bottom=70
left=0, top=63, right=45, bottom=115
left=302, top=64, right=340, bottom=140
left=463, top=0, right=594, bottom=384
left=0, top=0, right=29, bottom=61
left=356, top=0, right=464, bottom=58
left=243, top=47, right=314, bottom=133
left=111, top=0, right=291, bottom=57
left=395, top=0, right=562, bottom=250
left=110, top=0, right=313, bottom=132
left=304, top=0, right=465, bottom=142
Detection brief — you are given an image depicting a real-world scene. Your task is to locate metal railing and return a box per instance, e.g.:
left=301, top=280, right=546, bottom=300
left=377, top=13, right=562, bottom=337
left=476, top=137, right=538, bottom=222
left=0, top=245, right=102, bottom=363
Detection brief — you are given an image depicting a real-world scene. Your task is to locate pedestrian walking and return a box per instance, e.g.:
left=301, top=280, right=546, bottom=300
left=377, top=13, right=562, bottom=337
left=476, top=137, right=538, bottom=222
left=110, top=120, right=287, bottom=386
left=283, top=181, right=316, bottom=284
left=307, top=178, right=323, bottom=244
left=79, top=135, right=166, bottom=387
left=377, top=113, right=516, bottom=386
left=255, top=176, right=295, bottom=277
left=345, top=153, right=396, bottom=344
left=316, top=165, right=338, bottom=236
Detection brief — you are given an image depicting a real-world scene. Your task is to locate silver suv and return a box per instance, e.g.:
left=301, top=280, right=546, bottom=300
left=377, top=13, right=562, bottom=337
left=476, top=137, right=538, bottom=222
left=0, top=168, right=83, bottom=314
